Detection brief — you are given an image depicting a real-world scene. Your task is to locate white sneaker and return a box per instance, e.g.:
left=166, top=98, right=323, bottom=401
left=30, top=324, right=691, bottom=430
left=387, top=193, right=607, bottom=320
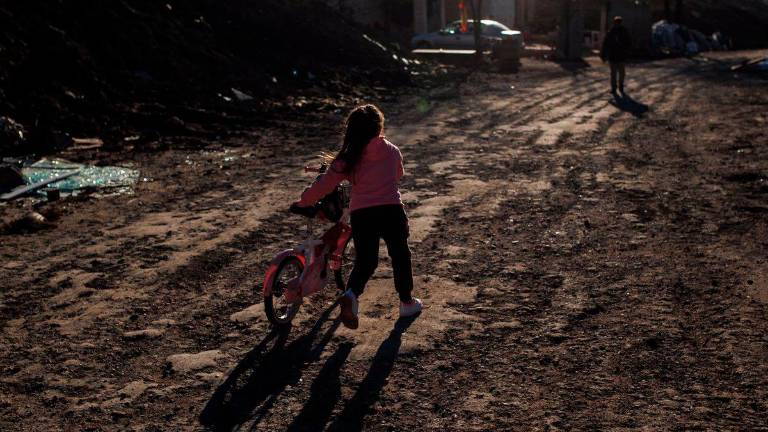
left=339, top=290, right=359, bottom=329
left=399, top=298, right=423, bottom=317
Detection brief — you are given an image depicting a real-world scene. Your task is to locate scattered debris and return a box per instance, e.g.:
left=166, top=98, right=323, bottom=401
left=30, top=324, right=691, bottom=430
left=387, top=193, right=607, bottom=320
left=117, top=381, right=157, bottom=400
left=123, top=328, right=165, bottom=340
left=229, top=303, right=265, bottom=323
left=231, top=88, right=254, bottom=102
left=21, top=158, right=139, bottom=198
left=0, top=164, right=25, bottom=193
left=732, top=56, right=768, bottom=73
left=2, top=211, right=54, bottom=234
left=70, top=138, right=104, bottom=151
left=165, top=350, right=226, bottom=374
left=0, top=168, right=81, bottom=201
left=651, top=20, right=731, bottom=57
left=0, top=117, right=26, bottom=155
left=150, top=318, right=177, bottom=327
left=42, top=187, right=60, bottom=202
left=1, top=157, right=141, bottom=201
left=195, top=372, right=223, bottom=384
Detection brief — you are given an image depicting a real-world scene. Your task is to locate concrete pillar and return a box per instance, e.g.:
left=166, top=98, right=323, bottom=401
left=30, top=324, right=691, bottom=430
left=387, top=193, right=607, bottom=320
left=440, top=0, right=446, bottom=27
left=414, top=0, right=428, bottom=34
left=600, top=1, right=608, bottom=39
left=528, top=0, right=535, bottom=24
left=557, top=0, right=584, bottom=59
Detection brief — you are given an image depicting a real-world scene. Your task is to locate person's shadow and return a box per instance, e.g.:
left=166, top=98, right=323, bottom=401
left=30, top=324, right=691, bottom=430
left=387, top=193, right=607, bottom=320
left=200, top=307, right=420, bottom=431
left=285, top=342, right=353, bottom=431
left=199, top=303, right=341, bottom=431
left=324, top=314, right=420, bottom=432
left=610, top=92, right=649, bottom=118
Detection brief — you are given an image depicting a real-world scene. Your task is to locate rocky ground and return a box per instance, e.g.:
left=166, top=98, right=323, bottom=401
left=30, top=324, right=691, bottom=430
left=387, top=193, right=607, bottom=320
left=1, top=51, right=767, bottom=431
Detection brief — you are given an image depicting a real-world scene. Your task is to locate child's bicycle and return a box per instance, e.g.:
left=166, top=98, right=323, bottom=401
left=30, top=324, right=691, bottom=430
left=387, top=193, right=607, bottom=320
left=262, top=164, right=355, bottom=325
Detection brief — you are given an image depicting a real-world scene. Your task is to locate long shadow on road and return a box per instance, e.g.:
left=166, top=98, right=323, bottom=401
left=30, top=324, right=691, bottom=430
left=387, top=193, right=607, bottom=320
left=199, top=303, right=341, bottom=431
left=285, top=342, right=353, bottom=432
left=200, top=308, right=420, bottom=431
left=610, top=92, right=650, bottom=118
left=325, top=314, right=420, bottom=432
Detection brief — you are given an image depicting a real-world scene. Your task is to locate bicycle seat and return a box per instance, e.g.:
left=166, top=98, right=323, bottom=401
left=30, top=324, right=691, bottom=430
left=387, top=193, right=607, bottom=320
left=289, top=203, right=318, bottom=218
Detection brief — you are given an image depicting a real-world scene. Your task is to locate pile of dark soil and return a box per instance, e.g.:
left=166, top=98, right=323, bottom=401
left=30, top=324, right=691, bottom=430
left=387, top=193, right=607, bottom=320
left=682, top=0, right=768, bottom=49
left=0, top=0, right=418, bottom=156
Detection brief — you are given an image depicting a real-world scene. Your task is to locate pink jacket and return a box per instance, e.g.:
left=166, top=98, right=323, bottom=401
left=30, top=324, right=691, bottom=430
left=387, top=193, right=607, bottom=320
left=299, top=136, right=404, bottom=212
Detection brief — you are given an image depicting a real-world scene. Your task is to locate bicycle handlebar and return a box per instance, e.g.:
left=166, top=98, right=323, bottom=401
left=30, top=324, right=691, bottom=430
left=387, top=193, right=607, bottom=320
left=304, top=163, right=328, bottom=174
left=289, top=203, right=318, bottom=218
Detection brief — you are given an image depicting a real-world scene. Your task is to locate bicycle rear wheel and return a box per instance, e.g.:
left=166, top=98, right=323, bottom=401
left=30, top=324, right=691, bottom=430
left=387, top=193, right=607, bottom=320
left=264, top=255, right=303, bottom=325
left=334, top=237, right=355, bottom=292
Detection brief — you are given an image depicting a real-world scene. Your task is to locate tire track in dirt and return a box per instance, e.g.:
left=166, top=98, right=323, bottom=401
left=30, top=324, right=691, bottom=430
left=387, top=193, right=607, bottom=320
left=432, top=60, right=767, bottom=429
left=332, top=60, right=732, bottom=428
left=232, top=61, right=698, bottom=429
left=517, top=75, right=693, bottom=341
left=444, top=73, right=605, bottom=132
left=215, top=65, right=604, bottom=430
left=586, top=76, right=768, bottom=428
left=4, top=173, right=303, bottom=333
left=325, top=62, right=648, bottom=374
left=5, top=55, right=766, bottom=430
left=0, top=137, right=348, bottom=427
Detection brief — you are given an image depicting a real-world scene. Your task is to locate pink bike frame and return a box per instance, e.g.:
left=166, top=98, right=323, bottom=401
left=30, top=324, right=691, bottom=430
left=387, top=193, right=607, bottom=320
left=263, top=219, right=352, bottom=304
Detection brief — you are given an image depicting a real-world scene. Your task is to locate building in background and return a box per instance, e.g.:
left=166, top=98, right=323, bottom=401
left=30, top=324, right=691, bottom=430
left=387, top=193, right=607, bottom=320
left=321, top=0, right=414, bottom=41
left=486, top=1, right=517, bottom=29
left=413, top=1, right=518, bottom=35
left=515, top=0, right=535, bottom=29
left=322, top=0, right=386, bottom=26
left=601, top=0, right=652, bottom=51
left=323, top=1, right=519, bottom=36
left=516, top=1, right=651, bottom=53
left=324, top=1, right=654, bottom=53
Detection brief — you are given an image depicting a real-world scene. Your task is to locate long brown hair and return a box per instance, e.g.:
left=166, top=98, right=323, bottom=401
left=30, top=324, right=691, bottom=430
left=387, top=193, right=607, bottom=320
left=333, top=104, right=384, bottom=174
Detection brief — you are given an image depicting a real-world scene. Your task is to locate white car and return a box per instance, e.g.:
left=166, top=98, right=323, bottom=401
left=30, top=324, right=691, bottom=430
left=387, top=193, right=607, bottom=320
left=411, top=19, right=520, bottom=50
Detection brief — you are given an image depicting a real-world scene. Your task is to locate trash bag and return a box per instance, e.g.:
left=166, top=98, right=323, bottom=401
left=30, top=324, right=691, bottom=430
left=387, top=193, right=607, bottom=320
left=651, top=20, right=685, bottom=55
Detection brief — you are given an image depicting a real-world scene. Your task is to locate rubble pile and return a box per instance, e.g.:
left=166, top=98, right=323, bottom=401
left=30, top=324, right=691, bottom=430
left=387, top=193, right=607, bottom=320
left=681, top=0, right=768, bottom=50
left=0, top=0, right=418, bottom=156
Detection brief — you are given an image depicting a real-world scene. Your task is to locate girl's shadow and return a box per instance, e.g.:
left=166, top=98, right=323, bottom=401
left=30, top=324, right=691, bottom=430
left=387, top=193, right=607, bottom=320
left=324, top=314, right=420, bottom=432
left=285, top=341, right=353, bottom=431
left=199, top=308, right=420, bottom=432
left=199, top=303, right=341, bottom=431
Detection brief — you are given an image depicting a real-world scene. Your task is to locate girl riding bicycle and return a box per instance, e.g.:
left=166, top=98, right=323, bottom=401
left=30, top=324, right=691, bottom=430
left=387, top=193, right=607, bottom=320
left=292, top=104, right=422, bottom=329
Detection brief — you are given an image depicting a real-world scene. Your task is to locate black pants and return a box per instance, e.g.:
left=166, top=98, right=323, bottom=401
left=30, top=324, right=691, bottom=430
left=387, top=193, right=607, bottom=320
left=610, top=61, right=626, bottom=92
left=347, top=204, right=413, bottom=303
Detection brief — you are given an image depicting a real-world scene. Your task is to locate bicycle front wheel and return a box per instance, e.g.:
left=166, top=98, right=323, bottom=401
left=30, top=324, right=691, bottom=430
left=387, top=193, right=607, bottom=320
left=334, top=237, right=355, bottom=292
left=264, top=255, right=303, bottom=325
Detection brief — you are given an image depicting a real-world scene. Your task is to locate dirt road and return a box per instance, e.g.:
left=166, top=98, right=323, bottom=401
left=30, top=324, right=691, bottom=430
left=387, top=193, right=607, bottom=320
left=2, top=52, right=767, bottom=431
